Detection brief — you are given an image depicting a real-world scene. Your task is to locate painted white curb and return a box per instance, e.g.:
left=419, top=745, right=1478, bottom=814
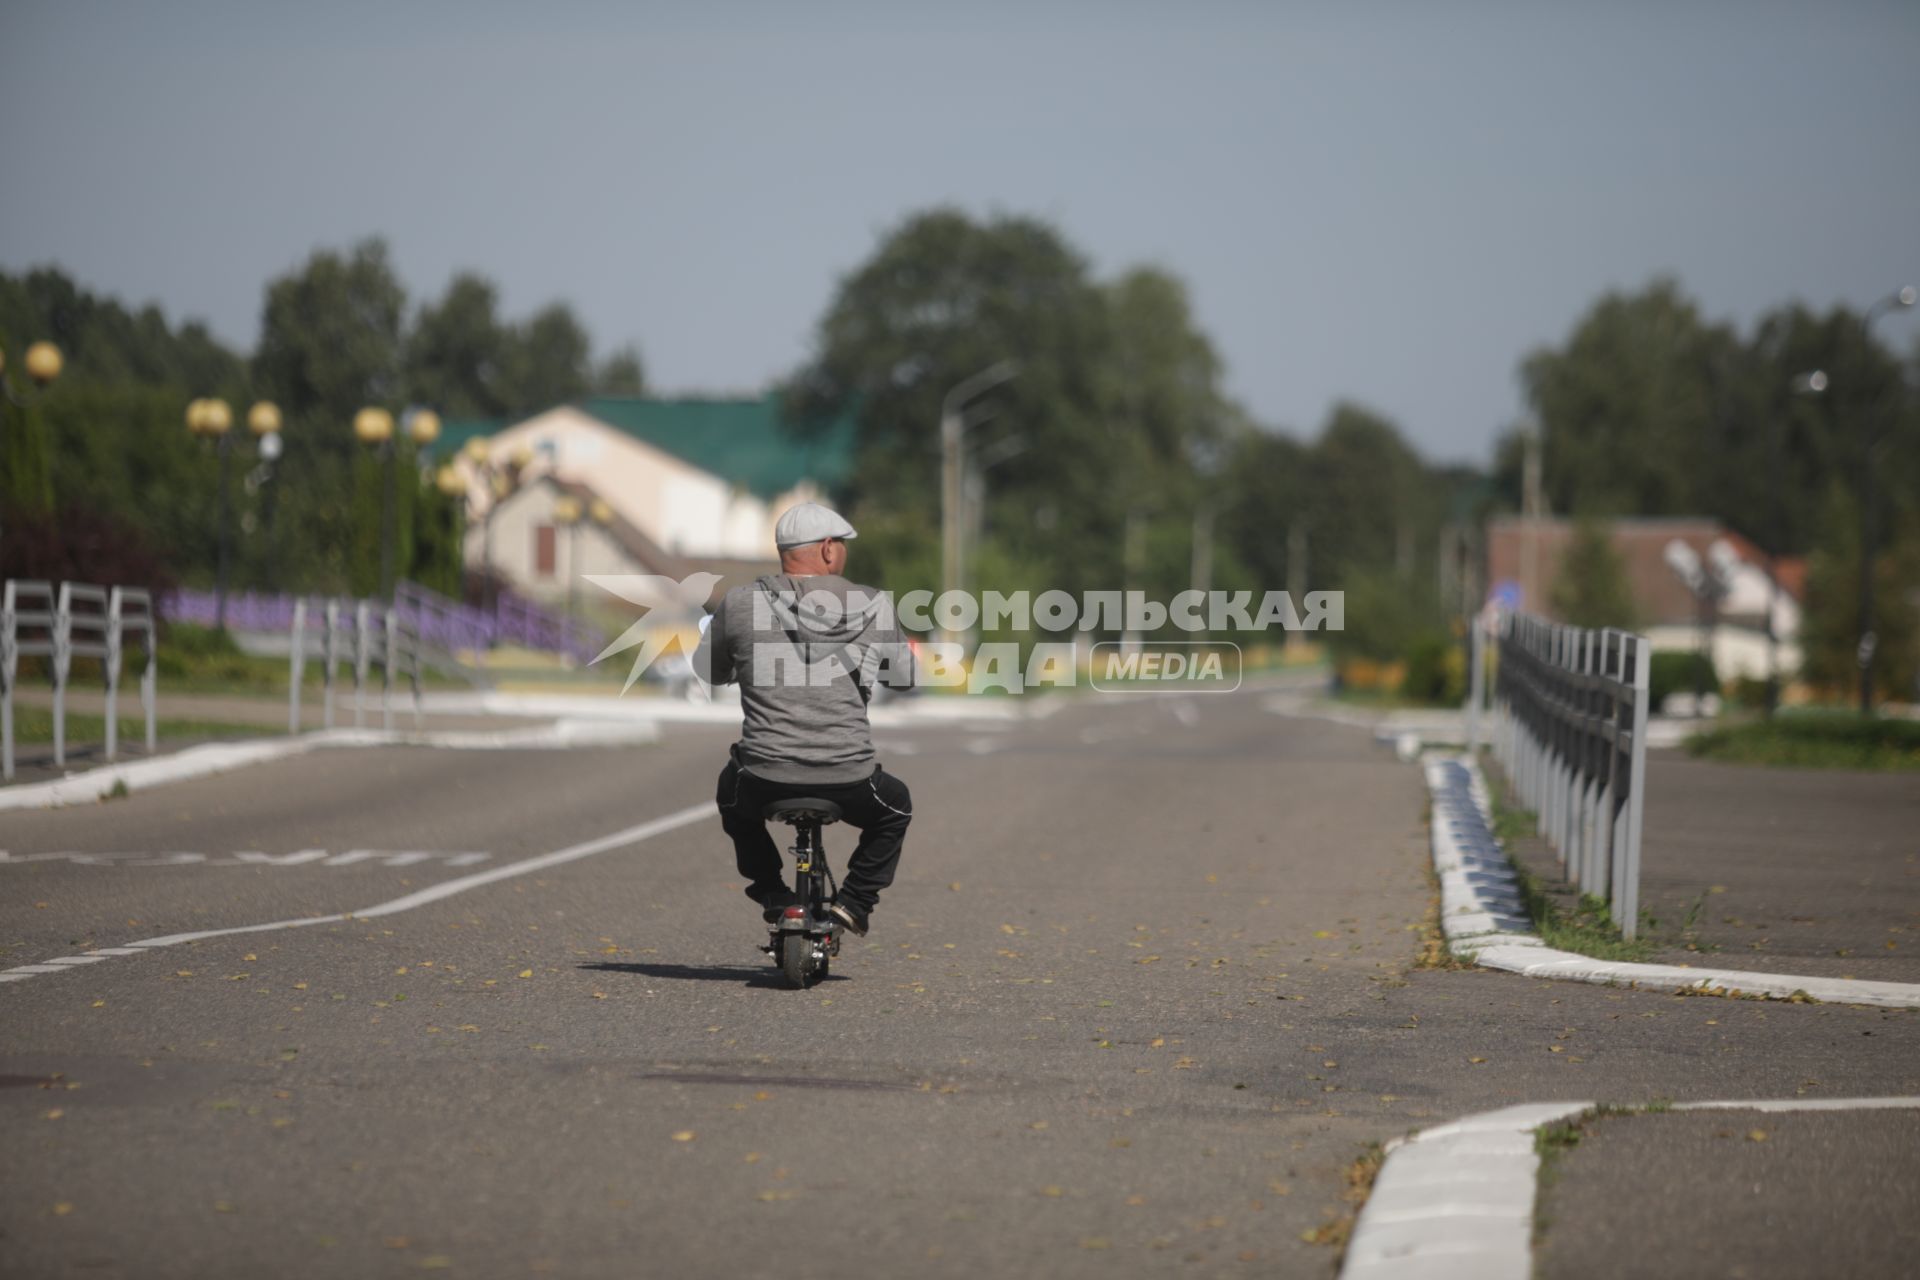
left=1343, top=1101, right=1590, bottom=1280
left=0, top=718, right=660, bottom=812
left=1424, top=755, right=1920, bottom=1010
left=1342, top=1096, right=1920, bottom=1280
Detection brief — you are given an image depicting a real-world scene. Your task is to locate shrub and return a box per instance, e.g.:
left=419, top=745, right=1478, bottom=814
left=1649, top=649, right=1717, bottom=712
left=1400, top=633, right=1466, bottom=706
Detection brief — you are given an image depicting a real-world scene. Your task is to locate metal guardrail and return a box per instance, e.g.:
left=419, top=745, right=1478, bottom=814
left=2, top=579, right=158, bottom=780
left=1483, top=611, right=1652, bottom=939
left=288, top=599, right=423, bottom=733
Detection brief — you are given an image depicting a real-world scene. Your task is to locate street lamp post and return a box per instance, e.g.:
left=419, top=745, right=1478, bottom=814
left=434, top=463, right=468, bottom=598
left=460, top=438, right=531, bottom=620
left=1, top=340, right=64, bottom=540
left=1764, top=370, right=1827, bottom=717
left=939, top=361, right=1019, bottom=648
left=549, top=493, right=611, bottom=623
left=354, top=406, right=440, bottom=600
left=186, top=397, right=279, bottom=630
left=552, top=494, right=583, bottom=619
left=1851, top=285, right=1916, bottom=713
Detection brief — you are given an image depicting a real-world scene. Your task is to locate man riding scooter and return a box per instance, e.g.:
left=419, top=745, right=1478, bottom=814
left=692, top=502, right=917, bottom=937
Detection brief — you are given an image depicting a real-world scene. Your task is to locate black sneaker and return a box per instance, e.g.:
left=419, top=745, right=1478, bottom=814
left=827, top=902, right=869, bottom=936
left=747, top=884, right=799, bottom=923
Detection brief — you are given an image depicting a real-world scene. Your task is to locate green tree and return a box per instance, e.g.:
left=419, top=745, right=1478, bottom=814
left=502, top=303, right=591, bottom=411
left=253, top=239, right=406, bottom=423
left=1799, top=486, right=1919, bottom=705
left=786, top=208, right=1230, bottom=602
left=1550, top=516, right=1638, bottom=629
left=406, top=274, right=510, bottom=417
left=595, top=345, right=647, bottom=396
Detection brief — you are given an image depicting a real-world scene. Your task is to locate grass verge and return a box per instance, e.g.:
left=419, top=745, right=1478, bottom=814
left=6, top=703, right=274, bottom=748
left=1685, top=710, right=1920, bottom=771
left=1486, top=786, right=1658, bottom=964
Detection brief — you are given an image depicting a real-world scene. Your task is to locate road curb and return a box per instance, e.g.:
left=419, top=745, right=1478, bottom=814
left=1341, top=1096, right=1920, bottom=1280
left=0, top=719, right=661, bottom=812
left=1423, top=754, right=1920, bottom=1011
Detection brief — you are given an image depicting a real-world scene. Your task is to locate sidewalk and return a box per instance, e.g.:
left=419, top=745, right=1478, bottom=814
left=1504, top=754, right=1920, bottom=985
left=4, top=688, right=553, bottom=789
left=1534, top=1106, right=1920, bottom=1280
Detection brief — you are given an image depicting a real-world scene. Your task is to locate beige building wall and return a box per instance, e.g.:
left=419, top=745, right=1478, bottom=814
left=457, top=407, right=780, bottom=560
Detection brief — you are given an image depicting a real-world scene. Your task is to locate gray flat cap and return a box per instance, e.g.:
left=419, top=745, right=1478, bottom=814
left=774, top=501, right=858, bottom=550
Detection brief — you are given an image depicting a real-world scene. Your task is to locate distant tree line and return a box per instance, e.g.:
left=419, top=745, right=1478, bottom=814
left=0, top=240, right=645, bottom=599
left=3, top=220, right=1913, bottom=700
left=1499, top=277, right=1920, bottom=700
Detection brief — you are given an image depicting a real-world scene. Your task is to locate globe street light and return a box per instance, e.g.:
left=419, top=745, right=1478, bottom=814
left=0, top=339, right=63, bottom=541
left=186, top=397, right=280, bottom=629
left=354, top=407, right=441, bottom=599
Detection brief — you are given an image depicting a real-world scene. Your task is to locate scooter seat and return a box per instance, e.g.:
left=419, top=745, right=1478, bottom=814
left=762, top=797, right=843, bottom=826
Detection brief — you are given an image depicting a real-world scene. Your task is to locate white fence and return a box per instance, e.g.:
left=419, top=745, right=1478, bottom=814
left=288, top=599, right=423, bottom=733
left=1479, top=611, right=1653, bottom=939
left=2, top=579, right=157, bottom=780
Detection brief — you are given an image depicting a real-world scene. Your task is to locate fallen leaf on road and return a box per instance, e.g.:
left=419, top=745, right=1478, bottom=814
left=756, top=1190, right=798, bottom=1202
left=517, top=970, right=533, bottom=979
left=1468, top=1057, right=1487, bottom=1064
left=53, top=1203, right=74, bottom=1216
left=1039, top=1186, right=1065, bottom=1198
left=45, top=1109, right=63, bottom=1120
left=1080, top=1237, right=1111, bottom=1250
left=1747, top=1129, right=1768, bottom=1142
left=671, top=1131, right=696, bottom=1143
left=384, top=1237, right=411, bottom=1250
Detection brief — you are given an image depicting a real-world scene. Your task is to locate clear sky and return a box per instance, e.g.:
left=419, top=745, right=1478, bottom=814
left=2, top=0, right=1915, bottom=462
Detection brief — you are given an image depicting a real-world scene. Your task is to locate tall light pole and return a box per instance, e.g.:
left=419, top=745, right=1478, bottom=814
left=354, top=406, right=440, bottom=600
left=459, top=438, right=532, bottom=618
left=552, top=494, right=583, bottom=618
left=1, top=340, right=63, bottom=543
left=939, top=361, right=1018, bottom=647
left=1851, top=285, right=1916, bottom=713
left=249, top=404, right=285, bottom=590
left=1765, top=370, right=1825, bottom=716
left=187, top=397, right=278, bottom=630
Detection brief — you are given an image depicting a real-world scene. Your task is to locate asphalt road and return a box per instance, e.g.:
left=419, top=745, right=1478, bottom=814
left=1536, top=1108, right=1920, bottom=1280
left=3, top=688, right=1916, bottom=1279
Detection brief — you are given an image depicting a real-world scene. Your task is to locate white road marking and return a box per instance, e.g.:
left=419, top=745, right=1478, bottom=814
left=1342, top=1096, right=1920, bottom=1280
left=1, top=849, right=493, bottom=870
left=0, top=801, right=717, bottom=987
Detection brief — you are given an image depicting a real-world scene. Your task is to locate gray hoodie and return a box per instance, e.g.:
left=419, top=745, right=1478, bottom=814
left=694, top=573, right=916, bottom=783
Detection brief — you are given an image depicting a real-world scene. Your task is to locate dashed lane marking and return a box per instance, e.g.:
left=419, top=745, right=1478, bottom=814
left=0, top=801, right=716, bottom=987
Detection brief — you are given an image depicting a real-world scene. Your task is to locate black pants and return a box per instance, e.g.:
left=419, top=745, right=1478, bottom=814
left=716, top=760, right=912, bottom=914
